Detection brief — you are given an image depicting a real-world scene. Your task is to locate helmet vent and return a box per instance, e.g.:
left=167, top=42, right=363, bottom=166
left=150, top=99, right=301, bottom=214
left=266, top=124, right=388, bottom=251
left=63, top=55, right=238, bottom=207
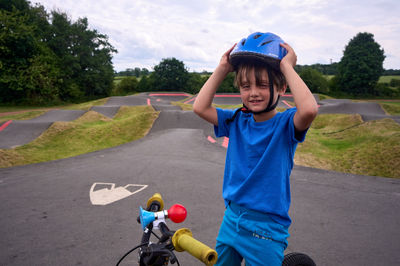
left=254, top=34, right=262, bottom=39
left=261, top=40, right=273, bottom=46
left=241, top=40, right=246, bottom=46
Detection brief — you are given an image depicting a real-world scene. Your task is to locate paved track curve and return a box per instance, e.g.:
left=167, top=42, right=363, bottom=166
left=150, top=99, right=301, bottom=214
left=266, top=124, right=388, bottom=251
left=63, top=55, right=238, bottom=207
left=0, top=93, right=399, bottom=266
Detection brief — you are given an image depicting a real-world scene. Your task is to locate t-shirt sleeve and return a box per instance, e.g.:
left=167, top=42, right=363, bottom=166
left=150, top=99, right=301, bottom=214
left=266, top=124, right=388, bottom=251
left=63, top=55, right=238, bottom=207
left=214, top=108, right=235, bottom=138
left=288, top=108, right=308, bottom=143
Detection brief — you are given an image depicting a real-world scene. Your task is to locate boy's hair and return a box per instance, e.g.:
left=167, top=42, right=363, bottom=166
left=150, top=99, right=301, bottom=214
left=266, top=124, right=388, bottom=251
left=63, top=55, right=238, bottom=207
left=234, top=59, right=286, bottom=91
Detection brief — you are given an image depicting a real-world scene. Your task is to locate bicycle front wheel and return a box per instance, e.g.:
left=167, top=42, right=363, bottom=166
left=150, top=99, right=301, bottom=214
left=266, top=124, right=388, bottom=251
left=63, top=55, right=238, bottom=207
left=282, top=252, right=316, bottom=266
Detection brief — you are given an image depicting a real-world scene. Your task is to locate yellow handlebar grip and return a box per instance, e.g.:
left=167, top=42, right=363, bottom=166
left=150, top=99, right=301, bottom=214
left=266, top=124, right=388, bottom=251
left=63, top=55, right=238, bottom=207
left=146, top=193, right=164, bottom=210
left=172, top=228, right=218, bottom=266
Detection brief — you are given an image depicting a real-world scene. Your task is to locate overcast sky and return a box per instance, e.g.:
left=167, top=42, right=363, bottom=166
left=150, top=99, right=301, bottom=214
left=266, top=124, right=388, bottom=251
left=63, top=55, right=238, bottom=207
left=33, top=0, right=400, bottom=72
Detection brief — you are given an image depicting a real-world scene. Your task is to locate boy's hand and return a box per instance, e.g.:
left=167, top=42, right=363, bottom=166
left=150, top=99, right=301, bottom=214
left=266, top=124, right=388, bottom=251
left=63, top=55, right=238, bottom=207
left=193, top=43, right=236, bottom=126
left=218, top=44, right=236, bottom=74
left=280, top=43, right=297, bottom=70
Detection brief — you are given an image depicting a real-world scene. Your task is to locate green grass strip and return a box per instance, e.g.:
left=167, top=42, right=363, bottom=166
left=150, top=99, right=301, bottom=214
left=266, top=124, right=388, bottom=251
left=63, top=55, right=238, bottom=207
left=296, top=114, right=400, bottom=178
left=0, top=106, right=158, bottom=168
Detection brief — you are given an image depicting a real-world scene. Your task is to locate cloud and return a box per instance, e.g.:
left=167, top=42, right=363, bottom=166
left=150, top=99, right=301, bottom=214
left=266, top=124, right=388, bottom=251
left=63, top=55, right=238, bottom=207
left=34, top=0, right=400, bottom=71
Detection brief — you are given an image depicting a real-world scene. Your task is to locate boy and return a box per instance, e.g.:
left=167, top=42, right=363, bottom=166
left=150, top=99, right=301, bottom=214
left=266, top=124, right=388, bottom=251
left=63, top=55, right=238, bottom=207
left=193, top=32, right=318, bottom=265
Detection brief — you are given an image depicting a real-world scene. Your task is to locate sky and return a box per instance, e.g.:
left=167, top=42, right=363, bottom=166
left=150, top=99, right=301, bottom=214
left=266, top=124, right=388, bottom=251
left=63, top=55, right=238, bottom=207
left=33, top=0, right=400, bottom=72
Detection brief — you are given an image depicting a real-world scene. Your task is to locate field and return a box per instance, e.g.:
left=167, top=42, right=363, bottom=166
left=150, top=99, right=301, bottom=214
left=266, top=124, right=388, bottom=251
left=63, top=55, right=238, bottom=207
left=322, top=75, right=400, bottom=83
left=113, top=75, right=141, bottom=85
left=379, top=75, right=400, bottom=83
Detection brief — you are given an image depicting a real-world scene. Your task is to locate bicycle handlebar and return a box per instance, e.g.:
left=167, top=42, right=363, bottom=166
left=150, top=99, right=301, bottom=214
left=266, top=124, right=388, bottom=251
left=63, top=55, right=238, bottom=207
left=118, top=193, right=218, bottom=265
left=172, top=228, right=218, bottom=266
left=147, top=193, right=164, bottom=210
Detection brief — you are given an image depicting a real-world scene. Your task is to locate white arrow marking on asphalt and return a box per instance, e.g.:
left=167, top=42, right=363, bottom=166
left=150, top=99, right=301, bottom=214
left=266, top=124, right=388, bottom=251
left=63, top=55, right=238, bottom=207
left=90, top=183, right=148, bottom=205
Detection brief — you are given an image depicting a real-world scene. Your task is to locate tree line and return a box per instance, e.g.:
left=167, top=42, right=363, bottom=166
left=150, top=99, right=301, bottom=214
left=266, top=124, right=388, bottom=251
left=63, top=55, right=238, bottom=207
left=117, top=32, right=399, bottom=98
left=113, top=58, right=212, bottom=95
left=115, top=68, right=150, bottom=77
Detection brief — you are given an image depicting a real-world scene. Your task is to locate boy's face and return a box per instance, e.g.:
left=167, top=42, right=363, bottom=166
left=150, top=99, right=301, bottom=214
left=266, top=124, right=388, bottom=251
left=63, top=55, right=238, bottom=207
left=239, top=68, right=282, bottom=113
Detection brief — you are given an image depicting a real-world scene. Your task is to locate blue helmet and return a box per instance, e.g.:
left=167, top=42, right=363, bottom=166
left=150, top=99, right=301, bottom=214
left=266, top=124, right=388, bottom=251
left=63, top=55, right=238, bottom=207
left=225, top=32, right=287, bottom=123
left=229, top=32, right=287, bottom=70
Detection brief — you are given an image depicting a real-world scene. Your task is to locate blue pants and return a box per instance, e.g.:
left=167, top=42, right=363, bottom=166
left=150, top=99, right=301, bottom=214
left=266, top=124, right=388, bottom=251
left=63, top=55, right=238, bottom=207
left=215, top=202, right=289, bottom=266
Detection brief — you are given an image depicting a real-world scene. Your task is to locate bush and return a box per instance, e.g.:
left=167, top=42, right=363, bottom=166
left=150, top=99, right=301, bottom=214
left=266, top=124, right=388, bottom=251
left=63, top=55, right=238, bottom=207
left=390, top=78, right=400, bottom=88
left=374, top=83, right=400, bottom=97
left=115, top=77, right=138, bottom=95
left=186, top=73, right=208, bottom=94
left=299, top=68, right=329, bottom=94
left=137, top=75, right=153, bottom=92
left=219, top=72, right=236, bottom=93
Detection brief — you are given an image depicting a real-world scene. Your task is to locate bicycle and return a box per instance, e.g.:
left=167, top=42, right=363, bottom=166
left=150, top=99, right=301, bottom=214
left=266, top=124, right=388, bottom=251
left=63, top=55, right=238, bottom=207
left=117, top=193, right=316, bottom=266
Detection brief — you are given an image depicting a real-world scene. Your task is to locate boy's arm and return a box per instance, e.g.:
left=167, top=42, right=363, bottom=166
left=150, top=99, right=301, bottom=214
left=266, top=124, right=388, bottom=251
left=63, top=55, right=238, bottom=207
left=280, top=43, right=318, bottom=132
left=193, top=44, right=236, bottom=126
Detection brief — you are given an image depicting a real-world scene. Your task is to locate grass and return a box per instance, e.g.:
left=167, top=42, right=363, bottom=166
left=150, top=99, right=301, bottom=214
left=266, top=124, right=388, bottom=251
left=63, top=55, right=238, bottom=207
left=0, top=98, right=110, bottom=124
left=0, top=106, right=48, bottom=113
left=295, top=114, right=400, bottom=178
left=114, top=76, right=127, bottom=85
left=113, top=76, right=142, bottom=85
left=379, top=75, right=400, bottom=83
left=0, top=98, right=109, bottom=124
left=316, top=93, right=335, bottom=100
left=323, top=75, right=400, bottom=83
left=378, top=101, right=400, bottom=115
left=61, top=98, right=109, bottom=110
left=171, top=101, right=193, bottom=111
left=0, top=111, right=47, bottom=124
left=0, top=106, right=159, bottom=168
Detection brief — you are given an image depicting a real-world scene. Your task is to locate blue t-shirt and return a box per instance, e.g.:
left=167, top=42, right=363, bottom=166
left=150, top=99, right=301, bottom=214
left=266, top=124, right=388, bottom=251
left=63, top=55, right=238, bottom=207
left=214, top=107, right=307, bottom=227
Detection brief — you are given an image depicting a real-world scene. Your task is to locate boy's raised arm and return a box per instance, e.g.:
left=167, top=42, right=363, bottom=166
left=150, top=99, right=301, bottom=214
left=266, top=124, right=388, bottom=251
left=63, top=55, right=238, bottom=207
left=279, top=43, right=318, bottom=132
left=193, top=44, right=236, bottom=126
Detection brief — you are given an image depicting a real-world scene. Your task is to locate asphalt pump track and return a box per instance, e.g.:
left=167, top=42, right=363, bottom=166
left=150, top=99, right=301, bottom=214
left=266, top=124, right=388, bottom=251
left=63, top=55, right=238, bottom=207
left=0, top=93, right=399, bottom=265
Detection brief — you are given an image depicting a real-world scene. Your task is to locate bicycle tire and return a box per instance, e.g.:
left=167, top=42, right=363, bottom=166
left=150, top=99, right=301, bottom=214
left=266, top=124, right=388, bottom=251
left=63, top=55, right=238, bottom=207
left=282, top=252, right=316, bottom=266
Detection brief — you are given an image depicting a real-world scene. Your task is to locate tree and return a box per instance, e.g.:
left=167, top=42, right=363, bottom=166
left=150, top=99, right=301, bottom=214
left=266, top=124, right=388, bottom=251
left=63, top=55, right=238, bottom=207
left=295, top=63, right=338, bottom=75
left=141, top=68, right=149, bottom=76
left=219, top=72, right=236, bottom=93
left=47, top=12, right=116, bottom=100
left=336, top=32, right=385, bottom=96
left=383, top=69, right=400, bottom=75
left=0, top=0, right=29, bottom=12
left=0, top=0, right=117, bottom=104
left=116, top=68, right=150, bottom=77
left=152, top=58, right=189, bottom=91
left=0, top=6, right=60, bottom=104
